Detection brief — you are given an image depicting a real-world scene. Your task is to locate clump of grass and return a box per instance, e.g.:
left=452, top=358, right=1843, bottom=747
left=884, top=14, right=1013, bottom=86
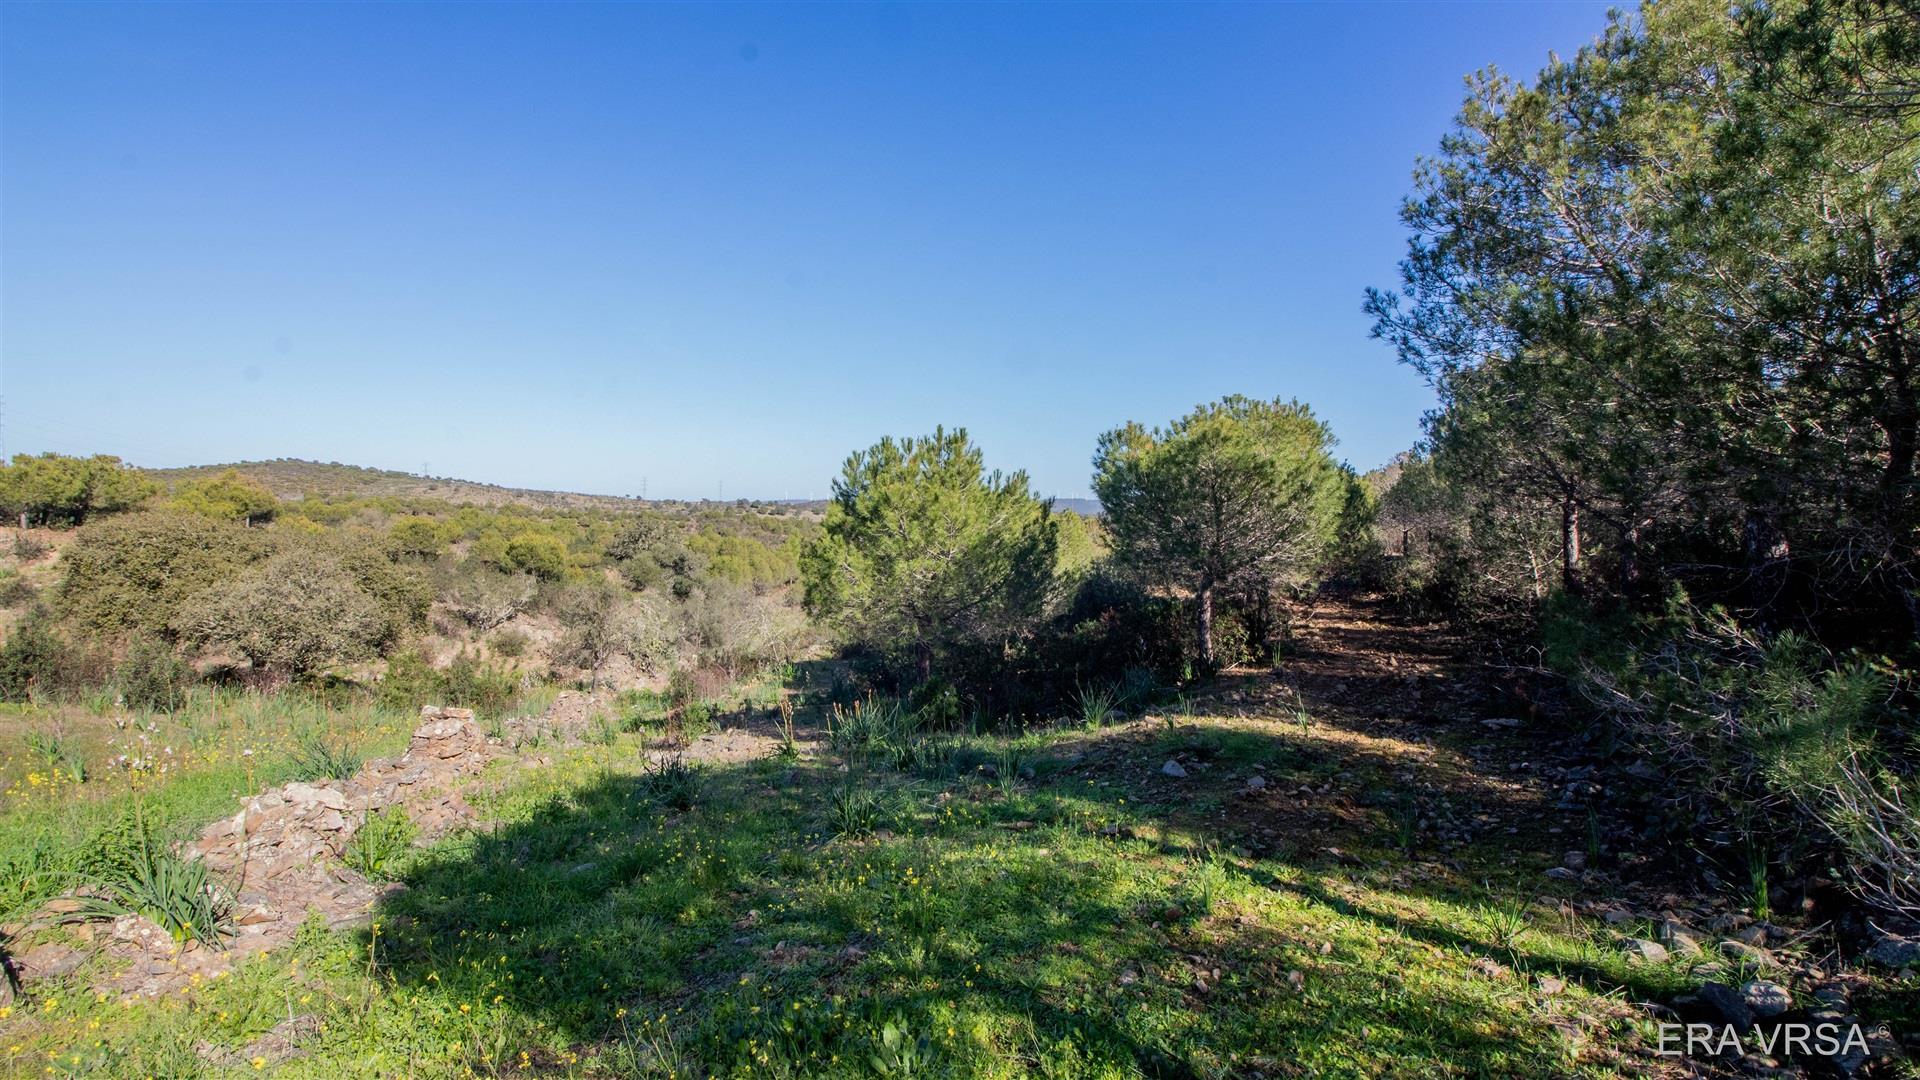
left=1479, top=891, right=1531, bottom=964
left=1388, top=798, right=1420, bottom=854
left=1183, top=847, right=1237, bottom=918
left=290, top=730, right=363, bottom=781
left=589, top=712, right=619, bottom=745
left=1164, top=693, right=1195, bottom=730
left=775, top=697, right=799, bottom=760
left=1747, top=843, right=1771, bottom=920
left=898, top=735, right=960, bottom=776
left=828, top=782, right=885, bottom=838
left=991, top=742, right=1030, bottom=795
left=639, top=755, right=702, bottom=810
left=71, top=825, right=232, bottom=948
left=26, top=729, right=85, bottom=784
left=344, top=808, right=417, bottom=881
left=828, top=695, right=917, bottom=759
left=1075, top=682, right=1121, bottom=729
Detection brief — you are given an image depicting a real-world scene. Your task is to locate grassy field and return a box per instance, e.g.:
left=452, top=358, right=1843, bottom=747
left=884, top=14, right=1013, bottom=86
left=0, top=691, right=422, bottom=923
left=1, top=691, right=1706, bottom=1078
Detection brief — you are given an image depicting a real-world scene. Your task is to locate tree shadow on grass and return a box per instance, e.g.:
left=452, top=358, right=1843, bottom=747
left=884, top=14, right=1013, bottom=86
left=367, top=736, right=1653, bottom=1077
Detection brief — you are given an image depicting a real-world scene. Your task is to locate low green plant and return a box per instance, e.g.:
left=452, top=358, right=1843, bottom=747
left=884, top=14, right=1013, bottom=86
left=1479, top=891, right=1530, bottom=963
left=26, top=729, right=85, bottom=784
left=1075, top=681, right=1120, bottom=729
left=115, top=637, right=195, bottom=713
left=488, top=627, right=530, bottom=659
left=827, top=695, right=917, bottom=759
left=828, top=781, right=884, bottom=838
left=1388, top=798, right=1419, bottom=854
left=590, top=713, right=619, bottom=745
left=618, top=688, right=668, bottom=733
left=344, top=808, right=417, bottom=881
left=291, top=730, right=363, bottom=781
left=1165, top=693, right=1194, bottom=730
left=1747, top=844, right=1771, bottom=920
left=869, top=1019, right=933, bottom=1077
left=1184, top=850, right=1235, bottom=918
left=639, top=756, right=701, bottom=810
left=71, top=825, right=232, bottom=948
left=990, top=742, right=1030, bottom=795
left=775, top=697, right=799, bottom=760
left=675, top=700, right=716, bottom=740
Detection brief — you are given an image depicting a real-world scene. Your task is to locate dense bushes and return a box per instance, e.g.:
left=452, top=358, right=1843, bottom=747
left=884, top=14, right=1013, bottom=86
left=173, top=550, right=393, bottom=676
left=0, top=452, right=155, bottom=528
left=377, top=650, right=529, bottom=718
left=1095, top=396, right=1352, bottom=671
left=0, top=608, right=79, bottom=701
left=56, top=511, right=430, bottom=676
left=168, top=469, right=277, bottom=525
left=57, top=512, right=277, bottom=635
left=1354, top=0, right=1920, bottom=917
left=800, top=427, right=1058, bottom=687
left=1550, top=595, right=1920, bottom=914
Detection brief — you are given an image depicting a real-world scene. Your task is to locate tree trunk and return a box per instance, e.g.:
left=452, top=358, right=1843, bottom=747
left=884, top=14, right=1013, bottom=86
left=1619, top=520, right=1642, bottom=594
left=1560, top=496, right=1582, bottom=594
left=1743, top=509, right=1791, bottom=633
left=1195, top=576, right=1216, bottom=673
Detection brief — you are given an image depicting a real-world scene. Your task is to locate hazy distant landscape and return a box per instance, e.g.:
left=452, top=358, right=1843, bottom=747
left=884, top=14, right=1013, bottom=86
left=2, top=1, right=1918, bottom=1078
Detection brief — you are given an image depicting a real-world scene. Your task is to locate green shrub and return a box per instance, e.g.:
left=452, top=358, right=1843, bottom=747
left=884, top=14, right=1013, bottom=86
left=638, top=756, right=701, bottom=810
left=489, top=627, right=530, bottom=658
left=26, top=729, right=85, bottom=784
left=1556, top=596, right=1920, bottom=914
left=172, top=549, right=388, bottom=676
left=168, top=469, right=277, bottom=524
left=290, top=730, right=364, bottom=781
left=504, top=534, right=570, bottom=581
left=377, top=650, right=444, bottom=713
left=387, top=516, right=448, bottom=560
left=56, top=511, right=274, bottom=636
left=10, top=532, right=51, bottom=561
left=69, top=824, right=232, bottom=948
left=0, top=606, right=68, bottom=701
left=115, top=637, right=194, bottom=712
left=442, top=650, right=523, bottom=717
left=0, top=567, right=37, bottom=606
left=344, top=808, right=417, bottom=881
left=0, top=452, right=155, bottom=528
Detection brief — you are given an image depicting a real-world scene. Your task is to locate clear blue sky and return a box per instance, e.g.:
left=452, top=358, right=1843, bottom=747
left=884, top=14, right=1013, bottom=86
left=2, top=1, right=1613, bottom=501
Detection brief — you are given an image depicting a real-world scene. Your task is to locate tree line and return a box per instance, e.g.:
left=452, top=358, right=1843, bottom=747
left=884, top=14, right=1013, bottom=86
left=1367, top=0, right=1918, bottom=645
left=797, top=397, right=1366, bottom=714
left=1366, top=0, right=1920, bottom=916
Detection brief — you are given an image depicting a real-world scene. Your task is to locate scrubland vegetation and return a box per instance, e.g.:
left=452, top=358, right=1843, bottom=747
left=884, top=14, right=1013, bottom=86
left=3, top=0, right=1920, bottom=1076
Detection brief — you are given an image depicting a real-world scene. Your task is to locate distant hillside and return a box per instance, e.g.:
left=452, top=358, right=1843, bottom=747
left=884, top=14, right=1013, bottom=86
left=147, top=459, right=654, bottom=512
left=1052, top=498, right=1102, bottom=517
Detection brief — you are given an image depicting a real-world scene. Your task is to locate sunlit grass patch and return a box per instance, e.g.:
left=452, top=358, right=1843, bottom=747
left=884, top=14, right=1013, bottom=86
left=2, top=712, right=1687, bottom=1078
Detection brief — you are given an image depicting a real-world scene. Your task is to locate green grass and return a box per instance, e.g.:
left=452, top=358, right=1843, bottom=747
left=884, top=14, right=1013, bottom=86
left=0, top=691, right=420, bottom=928
left=1, top=707, right=1708, bottom=1078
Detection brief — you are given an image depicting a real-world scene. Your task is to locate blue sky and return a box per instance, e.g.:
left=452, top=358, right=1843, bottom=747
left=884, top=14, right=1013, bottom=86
left=2, top=1, right=1614, bottom=501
